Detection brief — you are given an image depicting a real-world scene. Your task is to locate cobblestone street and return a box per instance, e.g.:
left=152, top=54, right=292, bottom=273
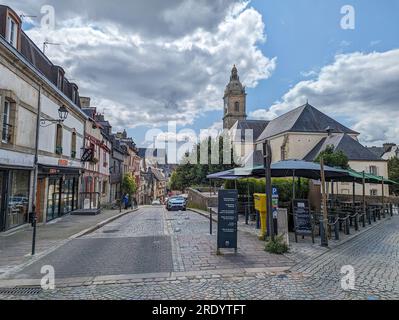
left=0, top=207, right=398, bottom=300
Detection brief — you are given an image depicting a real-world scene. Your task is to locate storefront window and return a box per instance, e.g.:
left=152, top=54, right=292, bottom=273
left=6, top=170, right=30, bottom=230
left=47, top=178, right=60, bottom=222
left=46, top=176, right=79, bottom=222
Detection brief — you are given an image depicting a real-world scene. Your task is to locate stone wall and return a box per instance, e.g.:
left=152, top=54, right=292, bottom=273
left=187, top=188, right=218, bottom=211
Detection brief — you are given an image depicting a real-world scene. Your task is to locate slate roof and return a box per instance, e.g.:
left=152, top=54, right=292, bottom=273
left=242, top=150, right=264, bottom=167
left=230, top=120, right=270, bottom=142
left=0, top=5, right=81, bottom=108
left=367, top=147, right=385, bottom=158
left=257, top=103, right=359, bottom=142
left=304, top=133, right=383, bottom=162
left=138, top=148, right=166, bottom=159
left=150, top=167, right=167, bottom=182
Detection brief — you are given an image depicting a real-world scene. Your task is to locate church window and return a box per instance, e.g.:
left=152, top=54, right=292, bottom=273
left=235, top=101, right=240, bottom=112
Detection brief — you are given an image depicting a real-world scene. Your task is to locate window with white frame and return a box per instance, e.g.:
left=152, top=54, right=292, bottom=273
left=369, top=165, right=378, bottom=176
left=370, top=189, right=378, bottom=196
left=6, top=16, right=18, bottom=48
left=2, top=100, right=11, bottom=143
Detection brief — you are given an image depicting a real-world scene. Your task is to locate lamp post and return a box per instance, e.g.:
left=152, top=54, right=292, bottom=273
left=31, top=102, right=69, bottom=256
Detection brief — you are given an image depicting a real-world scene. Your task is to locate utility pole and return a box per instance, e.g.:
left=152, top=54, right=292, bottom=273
left=263, top=140, right=274, bottom=241
left=31, top=84, right=42, bottom=255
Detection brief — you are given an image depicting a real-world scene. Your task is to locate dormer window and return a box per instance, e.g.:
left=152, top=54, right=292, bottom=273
left=57, top=71, right=64, bottom=90
left=6, top=16, right=18, bottom=48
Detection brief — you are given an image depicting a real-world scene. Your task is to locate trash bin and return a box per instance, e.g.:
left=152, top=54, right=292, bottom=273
left=254, top=193, right=268, bottom=240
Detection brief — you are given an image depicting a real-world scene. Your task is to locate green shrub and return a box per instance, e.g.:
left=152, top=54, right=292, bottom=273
left=265, top=235, right=289, bottom=254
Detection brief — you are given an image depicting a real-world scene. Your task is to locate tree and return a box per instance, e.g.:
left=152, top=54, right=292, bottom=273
left=315, top=145, right=349, bottom=169
left=388, top=157, right=399, bottom=195
left=170, top=134, right=239, bottom=190
left=121, top=173, right=137, bottom=198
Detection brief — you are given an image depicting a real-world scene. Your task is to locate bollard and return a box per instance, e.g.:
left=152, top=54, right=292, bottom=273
left=334, top=221, right=340, bottom=241
left=367, top=208, right=371, bottom=225
left=354, top=214, right=359, bottom=231
left=390, top=204, right=393, bottom=217
left=209, top=208, right=213, bottom=235
left=362, top=213, right=366, bottom=228
left=256, top=211, right=260, bottom=230
left=345, top=217, right=350, bottom=235
left=31, top=214, right=37, bottom=256
left=245, top=205, right=249, bottom=225
left=320, top=218, right=328, bottom=247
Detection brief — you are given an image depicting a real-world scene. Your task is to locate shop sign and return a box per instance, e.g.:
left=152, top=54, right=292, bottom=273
left=58, top=159, right=69, bottom=167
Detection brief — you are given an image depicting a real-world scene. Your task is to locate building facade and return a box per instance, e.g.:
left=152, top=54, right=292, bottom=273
left=0, top=5, right=87, bottom=231
left=223, top=65, right=247, bottom=130
left=81, top=102, right=111, bottom=208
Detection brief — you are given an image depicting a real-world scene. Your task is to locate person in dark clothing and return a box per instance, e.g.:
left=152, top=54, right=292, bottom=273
left=123, top=194, right=129, bottom=210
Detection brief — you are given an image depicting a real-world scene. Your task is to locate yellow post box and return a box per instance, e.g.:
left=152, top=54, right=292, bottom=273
left=254, top=193, right=267, bottom=240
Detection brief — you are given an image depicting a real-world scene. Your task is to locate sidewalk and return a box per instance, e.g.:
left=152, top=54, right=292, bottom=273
left=0, top=208, right=139, bottom=278
left=188, top=207, right=396, bottom=265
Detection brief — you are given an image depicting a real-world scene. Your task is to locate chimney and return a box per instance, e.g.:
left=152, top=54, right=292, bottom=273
left=80, top=96, right=91, bottom=108
left=325, top=126, right=333, bottom=136
left=383, top=143, right=395, bottom=153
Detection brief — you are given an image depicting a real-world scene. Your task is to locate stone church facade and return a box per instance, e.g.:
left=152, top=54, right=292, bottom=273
left=223, top=65, right=389, bottom=197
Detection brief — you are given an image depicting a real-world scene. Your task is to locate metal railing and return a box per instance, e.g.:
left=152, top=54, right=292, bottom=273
left=1, top=123, right=13, bottom=143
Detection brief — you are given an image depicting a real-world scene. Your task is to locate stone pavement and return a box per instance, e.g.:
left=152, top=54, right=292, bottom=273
left=1, top=207, right=398, bottom=300
left=0, top=207, right=138, bottom=278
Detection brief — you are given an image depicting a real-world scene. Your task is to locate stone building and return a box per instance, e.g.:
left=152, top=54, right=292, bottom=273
left=0, top=5, right=87, bottom=231
left=81, top=100, right=111, bottom=208
left=223, top=65, right=247, bottom=130
left=223, top=66, right=389, bottom=197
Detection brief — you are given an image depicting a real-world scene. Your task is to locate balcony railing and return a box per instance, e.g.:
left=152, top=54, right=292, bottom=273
left=1, top=123, right=13, bottom=144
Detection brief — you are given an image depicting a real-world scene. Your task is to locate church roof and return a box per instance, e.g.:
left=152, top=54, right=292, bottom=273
left=257, top=103, right=359, bottom=142
left=230, top=120, right=270, bottom=142
left=304, top=133, right=382, bottom=161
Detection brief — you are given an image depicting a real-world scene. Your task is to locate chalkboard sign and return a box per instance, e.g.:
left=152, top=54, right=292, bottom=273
left=217, top=190, right=238, bottom=251
left=292, top=199, right=314, bottom=243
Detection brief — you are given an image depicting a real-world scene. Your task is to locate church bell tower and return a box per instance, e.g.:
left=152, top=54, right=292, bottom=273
left=223, top=65, right=247, bottom=130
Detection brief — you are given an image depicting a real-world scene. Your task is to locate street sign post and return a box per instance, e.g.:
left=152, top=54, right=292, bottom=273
left=272, top=187, right=279, bottom=234
left=217, top=189, right=238, bottom=254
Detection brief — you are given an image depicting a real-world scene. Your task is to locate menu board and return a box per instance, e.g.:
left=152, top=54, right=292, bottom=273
left=293, top=199, right=312, bottom=235
left=217, top=190, right=238, bottom=250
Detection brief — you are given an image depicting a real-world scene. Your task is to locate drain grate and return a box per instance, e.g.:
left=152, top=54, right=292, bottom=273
left=102, top=229, right=120, bottom=233
left=0, top=287, right=43, bottom=296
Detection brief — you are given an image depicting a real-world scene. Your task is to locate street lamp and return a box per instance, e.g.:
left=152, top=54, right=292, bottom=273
left=58, top=105, right=69, bottom=121
left=40, top=105, right=69, bottom=127
left=31, top=104, right=69, bottom=255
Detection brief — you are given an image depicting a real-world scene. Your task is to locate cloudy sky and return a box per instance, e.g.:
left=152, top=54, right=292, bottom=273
left=5, top=0, right=399, bottom=147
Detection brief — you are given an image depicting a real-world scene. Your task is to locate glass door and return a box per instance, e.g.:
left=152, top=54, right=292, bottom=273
left=47, top=178, right=61, bottom=221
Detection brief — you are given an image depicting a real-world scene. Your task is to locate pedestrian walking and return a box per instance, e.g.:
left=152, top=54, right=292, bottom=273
left=123, top=194, right=129, bottom=210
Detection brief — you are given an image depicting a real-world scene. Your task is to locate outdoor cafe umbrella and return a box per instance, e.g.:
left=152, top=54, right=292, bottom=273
left=207, top=159, right=350, bottom=199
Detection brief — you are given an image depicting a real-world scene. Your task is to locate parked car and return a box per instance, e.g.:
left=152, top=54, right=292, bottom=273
left=166, top=196, right=187, bottom=211
left=152, top=199, right=161, bottom=206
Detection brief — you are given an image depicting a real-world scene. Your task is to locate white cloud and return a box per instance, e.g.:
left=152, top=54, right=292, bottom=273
left=250, top=49, right=399, bottom=145
left=6, top=0, right=276, bottom=130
